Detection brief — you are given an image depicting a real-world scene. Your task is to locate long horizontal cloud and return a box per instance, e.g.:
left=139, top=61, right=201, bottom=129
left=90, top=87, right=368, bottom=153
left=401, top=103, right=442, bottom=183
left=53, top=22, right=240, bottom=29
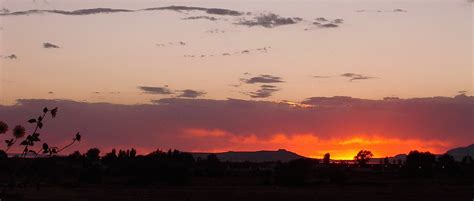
left=236, top=13, right=302, bottom=28
left=177, top=89, right=206, bottom=98
left=43, top=42, right=60, bottom=49
left=244, top=74, right=284, bottom=84
left=0, top=6, right=243, bottom=16
left=184, top=47, right=271, bottom=58
left=249, top=85, right=280, bottom=98
left=138, top=86, right=173, bottom=95
left=1, top=54, right=17, bottom=59
left=341, top=73, right=376, bottom=81
left=0, top=95, right=471, bottom=155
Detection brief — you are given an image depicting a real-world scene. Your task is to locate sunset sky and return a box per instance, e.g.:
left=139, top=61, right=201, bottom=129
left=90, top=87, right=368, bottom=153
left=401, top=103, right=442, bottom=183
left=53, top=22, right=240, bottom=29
left=0, top=0, right=472, bottom=159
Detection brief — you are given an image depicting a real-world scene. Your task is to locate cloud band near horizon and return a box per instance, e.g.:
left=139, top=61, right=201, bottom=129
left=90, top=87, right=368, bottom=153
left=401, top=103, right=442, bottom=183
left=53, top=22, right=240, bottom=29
left=0, top=95, right=472, bottom=159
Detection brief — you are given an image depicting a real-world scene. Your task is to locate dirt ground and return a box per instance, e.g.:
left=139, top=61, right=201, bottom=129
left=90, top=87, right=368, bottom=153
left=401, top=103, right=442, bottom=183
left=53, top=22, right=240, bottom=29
left=3, top=183, right=473, bottom=201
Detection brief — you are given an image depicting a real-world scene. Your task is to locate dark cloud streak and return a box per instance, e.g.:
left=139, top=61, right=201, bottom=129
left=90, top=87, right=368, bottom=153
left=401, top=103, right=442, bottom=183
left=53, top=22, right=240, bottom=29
left=138, top=86, right=173, bottom=95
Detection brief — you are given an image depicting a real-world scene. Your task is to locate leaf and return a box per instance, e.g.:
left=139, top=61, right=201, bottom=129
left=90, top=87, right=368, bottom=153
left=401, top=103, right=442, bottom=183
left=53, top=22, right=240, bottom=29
left=43, top=107, right=48, bottom=113
left=42, top=143, right=49, bottom=150
left=75, top=132, right=81, bottom=141
left=20, top=140, right=28, bottom=145
left=38, top=116, right=43, bottom=121
left=28, top=119, right=37, bottom=123
left=51, top=107, right=58, bottom=118
left=38, top=122, right=43, bottom=129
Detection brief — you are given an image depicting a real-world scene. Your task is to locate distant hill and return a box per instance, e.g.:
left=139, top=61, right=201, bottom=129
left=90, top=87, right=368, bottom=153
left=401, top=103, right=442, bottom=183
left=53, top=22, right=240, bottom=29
left=191, top=149, right=304, bottom=162
left=446, top=144, right=474, bottom=161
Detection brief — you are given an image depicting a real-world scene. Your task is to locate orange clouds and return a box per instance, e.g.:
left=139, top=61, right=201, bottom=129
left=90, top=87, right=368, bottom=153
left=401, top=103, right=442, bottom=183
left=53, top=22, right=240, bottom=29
left=0, top=97, right=471, bottom=157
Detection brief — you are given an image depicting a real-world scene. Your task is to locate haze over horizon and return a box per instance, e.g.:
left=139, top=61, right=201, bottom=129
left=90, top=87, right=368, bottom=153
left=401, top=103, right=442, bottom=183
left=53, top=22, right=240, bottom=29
left=0, top=0, right=472, bottom=159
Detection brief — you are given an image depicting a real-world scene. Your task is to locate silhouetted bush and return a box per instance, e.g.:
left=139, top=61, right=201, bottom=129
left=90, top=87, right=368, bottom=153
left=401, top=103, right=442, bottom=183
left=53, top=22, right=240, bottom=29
left=354, top=150, right=373, bottom=166
left=0, top=150, right=7, bottom=159
left=437, top=154, right=460, bottom=176
left=402, top=150, right=436, bottom=177
left=86, top=148, right=101, bottom=160
left=275, top=158, right=315, bottom=186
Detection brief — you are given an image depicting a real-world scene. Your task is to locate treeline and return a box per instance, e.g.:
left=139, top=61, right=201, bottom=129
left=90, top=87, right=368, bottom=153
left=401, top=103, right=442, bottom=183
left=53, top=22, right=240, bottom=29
left=0, top=148, right=472, bottom=188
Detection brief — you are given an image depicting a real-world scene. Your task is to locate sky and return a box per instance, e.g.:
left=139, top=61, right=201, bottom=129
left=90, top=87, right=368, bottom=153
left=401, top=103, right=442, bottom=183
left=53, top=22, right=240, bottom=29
left=0, top=0, right=472, bottom=159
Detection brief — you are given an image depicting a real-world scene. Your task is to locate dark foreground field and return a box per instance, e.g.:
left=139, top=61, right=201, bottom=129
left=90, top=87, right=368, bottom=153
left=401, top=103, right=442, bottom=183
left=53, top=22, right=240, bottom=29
left=5, top=179, right=473, bottom=201
left=1, top=149, right=473, bottom=201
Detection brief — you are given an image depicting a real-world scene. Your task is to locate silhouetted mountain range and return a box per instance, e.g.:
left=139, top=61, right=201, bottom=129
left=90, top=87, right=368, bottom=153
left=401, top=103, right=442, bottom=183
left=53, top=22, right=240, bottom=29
left=190, top=144, right=474, bottom=162
left=446, top=144, right=474, bottom=161
left=191, top=149, right=303, bottom=162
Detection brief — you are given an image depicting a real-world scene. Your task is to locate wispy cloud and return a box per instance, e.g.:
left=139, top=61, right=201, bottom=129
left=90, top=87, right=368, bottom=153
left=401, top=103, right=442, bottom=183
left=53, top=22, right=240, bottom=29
left=2, top=8, right=133, bottom=16
left=1, top=54, right=17, bottom=59
left=138, top=86, right=173, bottom=95
left=0, top=6, right=243, bottom=16
left=178, top=89, right=206, bottom=98
left=236, top=13, right=302, bottom=28
left=156, top=41, right=186, bottom=47
left=312, top=75, right=331, bottom=79
left=143, top=6, right=243, bottom=16
left=355, top=9, right=408, bottom=13
left=306, top=17, right=344, bottom=30
left=182, top=16, right=220, bottom=21
left=340, top=73, right=376, bottom=82
left=245, top=74, right=284, bottom=84
left=184, top=47, right=270, bottom=58
left=43, top=42, right=60, bottom=49
left=249, top=85, right=280, bottom=98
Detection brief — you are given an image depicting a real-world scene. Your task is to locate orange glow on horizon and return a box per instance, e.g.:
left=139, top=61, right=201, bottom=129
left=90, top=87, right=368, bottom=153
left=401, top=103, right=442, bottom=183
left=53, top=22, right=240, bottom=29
left=181, top=129, right=453, bottom=160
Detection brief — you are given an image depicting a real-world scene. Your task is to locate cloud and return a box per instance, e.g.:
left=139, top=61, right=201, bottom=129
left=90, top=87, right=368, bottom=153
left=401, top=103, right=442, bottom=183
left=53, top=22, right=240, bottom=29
left=178, top=89, right=206, bottom=98
left=244, top=74, right=284, bottom=84
left=355, top=9, right=408, bottom=13
left=156, top=41, right=186, bottom=47
left=1, top=6, right=242, bottom=16
left=236, top=13, right=302, bottom=28
left=393, top=9, right=407, bottom=12
left=313, top=75, right=331, bottom=79
left=2, top=8, right=133, bottom=16
left=144, top=6, right=243, bottom=16
left=182, top=16, right=219, bottom=21
left=340, top=73, right=376, bottom=81
left=315, top=17, right=328, bottom=22
left=333, top=19, right=344, bottom=24
left=1, top=54, right=17, bottom=59
left=0, top=96, right=471, bottom=156
left=205, top=29, right=226, bottom=34
left=183, top=46, right=270, bottom=58
left=249, top=85, right=280, bottom=98
left=138, top=86, right=173, bottom=95
left=319, top=23, right=338, bottom=28
left=309, top=17, right=343, bottom=30
left=43, top=42, right=60, bottom=49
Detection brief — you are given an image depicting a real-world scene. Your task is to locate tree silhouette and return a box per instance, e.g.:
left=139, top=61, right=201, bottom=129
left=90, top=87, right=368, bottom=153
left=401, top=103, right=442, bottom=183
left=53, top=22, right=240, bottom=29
left=462, top=155, right=473, bottom=164
left=323, top=153, right=330, bottom=164
left=437, top=154, right=458, bottom=175
left=383, top=157, right=390, bottom=165
left=86, top=148, right=101, bottom=160
left=403, top=150, right=436, bottom=177
left=354, top=150, right=373, bottom=166
left=0, top=149, right=7, bottom=159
